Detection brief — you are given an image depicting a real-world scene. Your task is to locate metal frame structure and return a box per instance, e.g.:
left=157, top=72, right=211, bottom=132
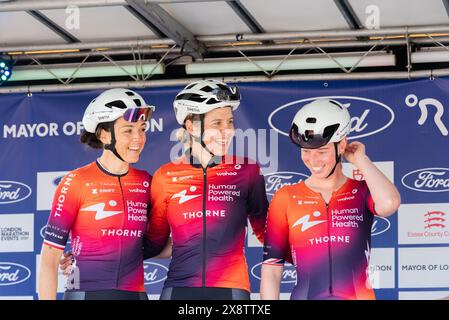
left=1, top=0, right=449, bottom=93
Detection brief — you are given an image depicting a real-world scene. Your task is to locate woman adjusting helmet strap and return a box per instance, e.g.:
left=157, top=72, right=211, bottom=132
left=173, top=79, right=240, bottom=156
left=82, top=88, right=156, bottom=162
left=289, top=98, right=351, bottom=178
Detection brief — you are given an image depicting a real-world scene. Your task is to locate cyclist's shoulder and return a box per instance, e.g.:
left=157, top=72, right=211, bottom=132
left=128, top=166, right=152, bottom=180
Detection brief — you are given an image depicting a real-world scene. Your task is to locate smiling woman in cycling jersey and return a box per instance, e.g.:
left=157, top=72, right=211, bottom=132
left=260, top=99, right=401, bottom=300
left=38, top=88, right=155, bottom=300
left=143, top=79, right=268, bottom=300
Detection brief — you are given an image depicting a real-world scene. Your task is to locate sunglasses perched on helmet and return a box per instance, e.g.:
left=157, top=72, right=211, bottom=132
left=123, top=106, right=155, bottom=123
left=203, top=86, right=241, bottom=102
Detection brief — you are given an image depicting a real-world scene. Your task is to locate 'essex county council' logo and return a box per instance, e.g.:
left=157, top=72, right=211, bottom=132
left=0, top=263, right=31, bottom=286
left=251, top=262, right=296, bottom=284
left=264, top=172, right=309, bottom=200
left=143, top=261, right=168, bottom=285
left=268, top=96, right=395, bottom=140
left=0, top=181, right=32, bottom=205
left=401, top=168, right=449, bottom=193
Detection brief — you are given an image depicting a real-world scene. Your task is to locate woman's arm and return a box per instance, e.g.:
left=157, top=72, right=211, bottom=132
left=260, top=264, right=283, bottom=300
left=344, top=141, right=401, bottom=217
left=151, top=237, right=172, bottom=259
left=38, top=244, right=64, bottom=300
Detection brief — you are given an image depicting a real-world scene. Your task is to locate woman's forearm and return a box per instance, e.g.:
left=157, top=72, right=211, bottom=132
left=355, top=155, right=401, bottom=216
left=38, top=263, right=59, bottom=300
left=260, top=264, right=283, bottom=300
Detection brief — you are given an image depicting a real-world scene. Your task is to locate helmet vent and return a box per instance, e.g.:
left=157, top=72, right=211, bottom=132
left=323, top=124, right=340, bottom=139
left=201, top=86, right=213, bottom=92
left=176, top=93, right=206, bottom=102
left=133, top=99, right=142, bottom=107
left=105, top=100, right=127, bottom=109
left=329, top=100, right=343, bottom=109
left=206, top=97, right=219, bottom=104
left=306, top=117, right=317, bottom=123
left=125, top=91, right=135, bottom=96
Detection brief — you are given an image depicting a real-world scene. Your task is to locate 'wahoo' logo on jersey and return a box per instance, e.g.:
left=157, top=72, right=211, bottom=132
left=0, top=181, right=32, bottom=204
left=171, top=186, right=201, bottom=204
left=401, top=168, right=449, bottom=192
left=292, top=211, right=326, bottom=232
left=0, top=263, right=31, bottom=286
left=81, top=201, right=123, bottom=220
left=269, top=96, right=394, bottom=140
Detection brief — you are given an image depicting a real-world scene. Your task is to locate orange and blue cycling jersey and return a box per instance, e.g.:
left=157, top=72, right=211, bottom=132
left=263, top=178, right=377, bottom=300
left=43, top=161, right=151, bottom=292
left=144, top=152, right=268, bottom=292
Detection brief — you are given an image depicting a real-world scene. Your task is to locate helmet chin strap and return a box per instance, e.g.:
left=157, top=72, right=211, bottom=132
left=103, top=123, right=126, bottom=162
left=325, top=142, right=341, bottom=179
left=192, top=114, right=215, bottom=157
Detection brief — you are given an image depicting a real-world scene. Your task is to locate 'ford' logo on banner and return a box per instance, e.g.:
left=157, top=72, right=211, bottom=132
left=268, top=96, right=395, bottom=140
left=251, top=262, right=297, bottom=284
left=0, top=181, right=32, bottom=204
left=0, top=263, right=31, bottom=286
left=53, top=176, right=64, bottom=186
left=143, top=261, right=168, bottom=285
left=401, top=168, right=449, bottom=192
left=265, top=172, right=309, bottom=198
left=371, top=216, right=391, bottom=236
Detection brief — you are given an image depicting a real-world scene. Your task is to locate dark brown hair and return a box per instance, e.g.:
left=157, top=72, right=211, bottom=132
left=80, top=122, right=113, bottom=149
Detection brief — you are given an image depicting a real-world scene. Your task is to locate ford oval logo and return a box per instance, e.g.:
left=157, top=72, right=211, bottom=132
left=53, top=176, right=64, bottom=187
left=0, top=263, right=31, bottom=286
left=268, top=96, right=395, bottom=140
left=265, top=172, right=309, bottom=199
left=0, top=181, right=32, bottom=204
left=371, top=216, right=391, bottom=236
left=401, top=168, right=449, bottom=193
left=143, top=261, right=168, bottom=285
left=40, top=225, right=46, bottom=239
left=251, top=262, right=296, bottom=284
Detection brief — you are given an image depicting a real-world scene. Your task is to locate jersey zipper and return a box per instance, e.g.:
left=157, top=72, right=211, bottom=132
left=116, top=176, right=126, bottom=288
left=202, top=167, right=208, bottom=287
left=325, top=202, right=334, bottom=296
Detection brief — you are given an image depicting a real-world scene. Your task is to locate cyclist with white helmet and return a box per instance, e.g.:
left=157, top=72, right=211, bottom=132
left=143, top=79, right=268, bottom=300
left=260, top=98, right=400, bottom=300
left=38, top=88, right=157, bottom=300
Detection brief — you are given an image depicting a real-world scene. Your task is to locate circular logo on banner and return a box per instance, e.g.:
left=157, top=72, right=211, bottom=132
left=143, top=261, right=168, bottom=285
left=0, top=181, right=32, bottom=204
left=251, top=262, right=297, bottom=284
left=401, top=168, right=449, bottom=193
left=371, top=216, right=391, bottom=236
left=268, top=96, right=395, bottom=140
left=0, top=262, right=32, bottom=286
left=264, top=172, right=309, bottom=201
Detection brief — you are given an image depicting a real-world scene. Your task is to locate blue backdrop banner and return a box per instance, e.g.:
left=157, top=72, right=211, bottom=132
left=1, top=78, right=449, bottom=300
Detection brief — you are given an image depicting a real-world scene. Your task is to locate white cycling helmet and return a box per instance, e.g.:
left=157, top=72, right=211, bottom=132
left=173, top=79, right=240, bottom=125
left=82, top=88, right=155, bottom=133
left=289, top=99, right=351, bottom=149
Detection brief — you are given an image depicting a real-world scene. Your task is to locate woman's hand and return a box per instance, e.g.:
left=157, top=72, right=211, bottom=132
left=344, top=141, right=368, bottom=166
left=59, top=251, right=74, bottom=276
